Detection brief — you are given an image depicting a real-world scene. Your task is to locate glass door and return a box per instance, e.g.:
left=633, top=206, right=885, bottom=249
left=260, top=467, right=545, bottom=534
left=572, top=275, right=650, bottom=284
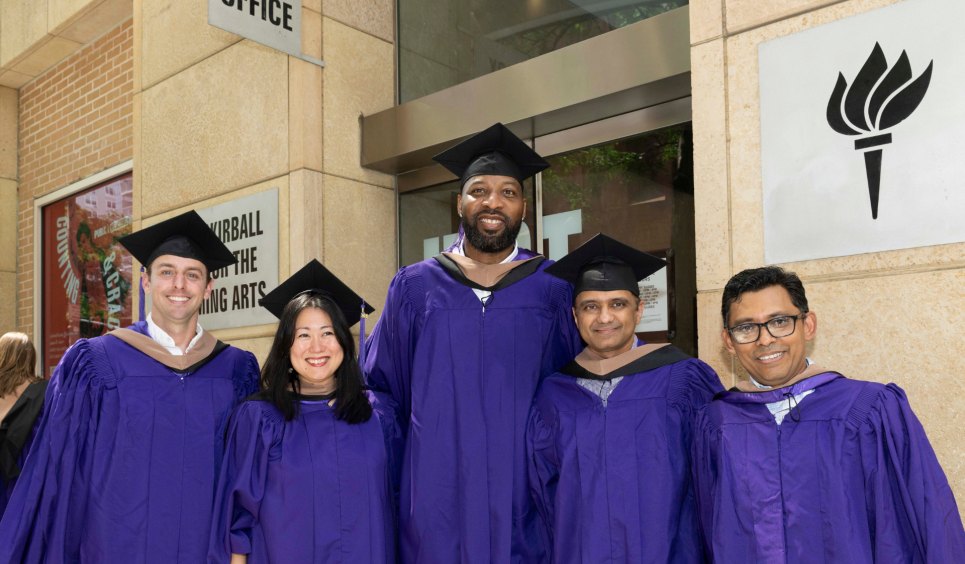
left=538, top=124, right=697, bottom=354
left=396, top=105, right=697, bottom=354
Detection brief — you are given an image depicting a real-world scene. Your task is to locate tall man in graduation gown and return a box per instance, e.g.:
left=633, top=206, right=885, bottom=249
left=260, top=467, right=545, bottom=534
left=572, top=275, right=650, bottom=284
left=693, top=266, right=965, bottom=563
left=0, top=211, right=261, bottom=564
left=528, top=234, right=724, bottom=564
left=363, top=123, right=582, bottom=564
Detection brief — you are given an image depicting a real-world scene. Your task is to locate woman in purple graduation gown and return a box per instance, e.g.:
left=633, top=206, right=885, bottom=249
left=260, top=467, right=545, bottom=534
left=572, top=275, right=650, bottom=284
left=209, top=260, right=402, bottom=564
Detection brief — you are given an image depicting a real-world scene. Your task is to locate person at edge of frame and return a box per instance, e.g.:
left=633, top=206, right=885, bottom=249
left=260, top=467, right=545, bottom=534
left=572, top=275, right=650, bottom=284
left=362, top=122, right=582, bottom=564
left=0, top=210, right=261, bottom=564
left=209, top=259, right=403, bottom=564
left=528, top=233, right=724, bottom=564
left=692, top=265, right=965, bottom=563
left=0, top=333, right=48, bottom=520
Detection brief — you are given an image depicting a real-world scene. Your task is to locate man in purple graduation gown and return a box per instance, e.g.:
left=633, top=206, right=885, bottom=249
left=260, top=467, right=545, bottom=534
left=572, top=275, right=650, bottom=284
left=528, top=234, right=724, bottom=564
left=693, top=266, right=965, bottom=563
left=0, top=211, right=260, bottom=563
left=363, top=123, right=582, bottom=564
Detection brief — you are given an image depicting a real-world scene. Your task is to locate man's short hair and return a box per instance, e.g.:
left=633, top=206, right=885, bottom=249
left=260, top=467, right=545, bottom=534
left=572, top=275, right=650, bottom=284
left=721, top=266, right=809, bottom=327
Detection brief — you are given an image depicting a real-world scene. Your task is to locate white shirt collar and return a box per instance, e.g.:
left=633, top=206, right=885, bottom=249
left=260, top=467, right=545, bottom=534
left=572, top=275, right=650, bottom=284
left=453, top=241, right=519, bottom=264
left=146, top=312, right=204, bottom=356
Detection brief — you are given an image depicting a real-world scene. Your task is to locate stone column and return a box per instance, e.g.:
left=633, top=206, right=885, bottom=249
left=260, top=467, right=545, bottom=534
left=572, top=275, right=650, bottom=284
left=136, top=0, right=398, bottom=360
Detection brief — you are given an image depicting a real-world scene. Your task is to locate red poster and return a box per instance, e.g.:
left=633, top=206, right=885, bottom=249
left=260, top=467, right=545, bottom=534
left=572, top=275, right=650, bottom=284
left=42, top=175, right=134, bottom=377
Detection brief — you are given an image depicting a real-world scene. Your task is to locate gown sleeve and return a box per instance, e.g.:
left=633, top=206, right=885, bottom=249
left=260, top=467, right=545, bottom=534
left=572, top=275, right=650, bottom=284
left=208, top=401, right=281, bottom=563
left=668, top=359, right=725, bottom=416
left=691, top=402, right=723, bottom=563
left=526, top=400, right=560, bottom=552
left=665, top=359, right=722, bottom=564
left=233, top=352, right=261, bottom=400
left=362, top=268, right=419, bottom=434
left=370, top=391, right=405, bottom=505
left=859, top=384, right=965, bottom=562
left=0, top=339, right=106, bottom=563
left=540, top=276, right=582, bottom=381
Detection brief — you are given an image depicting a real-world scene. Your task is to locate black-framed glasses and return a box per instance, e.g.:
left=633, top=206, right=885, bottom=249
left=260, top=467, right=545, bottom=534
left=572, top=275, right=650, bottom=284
left=727, top=314, right=806, bottom=344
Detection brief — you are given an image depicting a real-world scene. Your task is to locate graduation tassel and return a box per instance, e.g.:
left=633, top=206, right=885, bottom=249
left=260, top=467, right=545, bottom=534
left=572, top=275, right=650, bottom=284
left=138, top=266, right=146, bottom=323
left=358, top=300, right=368, bottom=366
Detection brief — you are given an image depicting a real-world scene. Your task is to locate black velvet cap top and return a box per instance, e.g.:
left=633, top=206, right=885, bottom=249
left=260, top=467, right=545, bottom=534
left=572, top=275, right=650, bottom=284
left=544, top=233, right=667, bottom=297
left=259, top=259, right=375, bottom=326
left=432, top=123, right=550, bottom=189
left=118, top=210, right=237, bottom=272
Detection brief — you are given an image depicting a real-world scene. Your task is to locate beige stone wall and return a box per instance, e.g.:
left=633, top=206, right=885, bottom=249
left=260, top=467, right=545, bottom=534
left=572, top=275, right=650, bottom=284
left=0, top=0, right=132, bottom=89
left=691, top=0, right=965, bottom=497
left=0, top=86, right=17, bottom=335
left=135, top=0, right=397, bottom=365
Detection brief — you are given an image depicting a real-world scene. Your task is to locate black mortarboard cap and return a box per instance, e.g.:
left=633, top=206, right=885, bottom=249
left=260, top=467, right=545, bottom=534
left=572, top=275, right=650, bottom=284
left=432, top=123, right=550, bottom=189
left=259, top=259, right=375, bottom=326
left=544, top=233, right=667, bottom=297
left=118, top=210, right=237, bottom=272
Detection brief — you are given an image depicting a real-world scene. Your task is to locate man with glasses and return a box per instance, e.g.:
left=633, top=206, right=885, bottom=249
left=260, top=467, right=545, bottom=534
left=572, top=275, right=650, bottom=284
left=692, top=266, right=965, bottom=563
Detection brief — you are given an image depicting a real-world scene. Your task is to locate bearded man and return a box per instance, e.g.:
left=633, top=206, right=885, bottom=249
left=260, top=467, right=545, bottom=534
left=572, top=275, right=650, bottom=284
left=363, top=123, right=581, bottom=564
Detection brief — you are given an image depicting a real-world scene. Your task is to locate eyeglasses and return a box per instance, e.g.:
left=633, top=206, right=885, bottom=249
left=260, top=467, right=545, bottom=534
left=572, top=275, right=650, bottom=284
left=727, top=314, right=806, bottom=345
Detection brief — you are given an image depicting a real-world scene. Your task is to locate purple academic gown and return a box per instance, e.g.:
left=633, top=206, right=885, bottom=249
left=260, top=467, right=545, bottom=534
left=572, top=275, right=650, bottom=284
left=528, top=348, right=723, bottom=564
left=208, top=391, right=403, bottom=564
left=0, top=321, right=260, bottom=564
left=362, top=248, right=582, bottom=564
left=693, top=372, right=965, bottom=563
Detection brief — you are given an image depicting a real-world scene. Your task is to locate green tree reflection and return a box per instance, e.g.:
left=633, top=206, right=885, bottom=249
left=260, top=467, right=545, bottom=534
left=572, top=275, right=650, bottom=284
left=541, top=127, right=688, bottom=225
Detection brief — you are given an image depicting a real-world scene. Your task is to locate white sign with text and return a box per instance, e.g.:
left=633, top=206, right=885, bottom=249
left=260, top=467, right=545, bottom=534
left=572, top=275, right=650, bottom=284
left=209, top=0, right=302, bottom=58
left=197, top=189, right=279, bottom=330
left=635, top=267, right=668, bottom=333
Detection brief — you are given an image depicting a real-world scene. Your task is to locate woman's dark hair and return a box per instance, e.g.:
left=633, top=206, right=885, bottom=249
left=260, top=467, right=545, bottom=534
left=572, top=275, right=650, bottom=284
left=261, top=291, right=372, bottom=424
left=721, top=266, right=809, bottom=327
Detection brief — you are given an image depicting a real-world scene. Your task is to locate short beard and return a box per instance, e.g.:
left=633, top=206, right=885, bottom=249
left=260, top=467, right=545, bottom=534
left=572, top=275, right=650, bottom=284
left=461, top=208, right=523, bottom=254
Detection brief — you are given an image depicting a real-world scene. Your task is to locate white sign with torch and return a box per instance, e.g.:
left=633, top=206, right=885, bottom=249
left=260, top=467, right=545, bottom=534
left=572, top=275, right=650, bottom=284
left=758, top=0, right=965, bottom=264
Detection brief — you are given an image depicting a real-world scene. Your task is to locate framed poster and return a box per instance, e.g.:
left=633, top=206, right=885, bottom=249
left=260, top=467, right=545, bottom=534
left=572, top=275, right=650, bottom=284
left=635, top=248, right=675, bottom=343
left=42, top=174, right=134, bottom=377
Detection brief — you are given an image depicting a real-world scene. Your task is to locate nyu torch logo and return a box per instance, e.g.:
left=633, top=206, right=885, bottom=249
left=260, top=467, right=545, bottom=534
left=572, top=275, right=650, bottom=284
left=826, top=43, right=933, bottom=219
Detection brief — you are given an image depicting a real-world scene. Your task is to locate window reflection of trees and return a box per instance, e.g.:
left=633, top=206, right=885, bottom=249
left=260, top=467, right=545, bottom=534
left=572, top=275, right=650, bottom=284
left=541, top=126, right=691, bottom=226
left=499, top=2, right=686, bottom=60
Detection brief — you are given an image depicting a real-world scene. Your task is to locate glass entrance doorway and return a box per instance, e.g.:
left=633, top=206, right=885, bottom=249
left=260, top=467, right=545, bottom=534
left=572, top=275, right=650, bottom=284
left=397, top=106, right=697, bottom=354
left=539, top=125, right=696, bottom=355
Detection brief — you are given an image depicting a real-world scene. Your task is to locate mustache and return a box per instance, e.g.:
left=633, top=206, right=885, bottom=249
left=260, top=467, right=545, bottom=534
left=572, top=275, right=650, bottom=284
left=470, top=208, right=510, bottom=225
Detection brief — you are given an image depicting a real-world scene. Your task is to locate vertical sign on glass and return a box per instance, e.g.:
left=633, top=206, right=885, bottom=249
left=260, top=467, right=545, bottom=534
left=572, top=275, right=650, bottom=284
left=42, top=175, right=135, bottom=377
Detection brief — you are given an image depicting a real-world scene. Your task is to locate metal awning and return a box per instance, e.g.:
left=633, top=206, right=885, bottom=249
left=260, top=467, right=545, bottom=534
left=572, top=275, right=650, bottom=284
left=360, top=6, right=691, bottom=177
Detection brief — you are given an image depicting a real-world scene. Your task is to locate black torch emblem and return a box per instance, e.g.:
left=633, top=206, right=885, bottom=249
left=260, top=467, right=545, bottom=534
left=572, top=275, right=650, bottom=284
left=827, top=43, right=933, bottom=219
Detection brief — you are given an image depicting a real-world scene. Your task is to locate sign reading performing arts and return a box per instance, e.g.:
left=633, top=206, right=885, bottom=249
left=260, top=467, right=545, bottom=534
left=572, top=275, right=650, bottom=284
left=198, top=189, right=279, bottom=330
left=146, top=189, right=280, bottom=331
